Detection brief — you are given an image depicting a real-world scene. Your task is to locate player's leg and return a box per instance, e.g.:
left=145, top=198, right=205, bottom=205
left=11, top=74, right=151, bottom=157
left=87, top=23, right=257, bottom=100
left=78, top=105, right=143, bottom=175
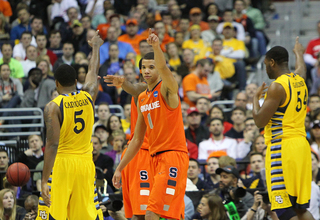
left=68, top=156, right=97, bottom=219
left=132, top=214, right=147, bottom=220
left=123, top=149, right=152, bottom=218
left=49, top=157, right=74, bottom=219
left=145, top=210, right=160, bottom=220
left=294, top=209, right=315, bottom=220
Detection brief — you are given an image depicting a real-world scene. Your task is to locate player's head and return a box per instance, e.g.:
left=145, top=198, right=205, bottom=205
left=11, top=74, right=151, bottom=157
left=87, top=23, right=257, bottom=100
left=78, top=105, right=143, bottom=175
left=141, top=52, right=159, bottom=84
left=0, top=149, right=9, bottom=171
left=54, top=64, right=77, bottom=92
left=264, top=46, right=289, bottom=79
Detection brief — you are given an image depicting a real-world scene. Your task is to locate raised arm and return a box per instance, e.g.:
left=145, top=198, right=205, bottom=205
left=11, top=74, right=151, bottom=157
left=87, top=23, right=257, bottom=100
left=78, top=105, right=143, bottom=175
left=82, top=30, right=104, bottom=102
left=41, top=102, right=61, bottom=206
left=112, top=102, right=147, bottom=188
left=104, top=75, right=147, bottom=100
left=293, top=36, right=307, bottom=80
left=147, top=29, right=179, bottom=108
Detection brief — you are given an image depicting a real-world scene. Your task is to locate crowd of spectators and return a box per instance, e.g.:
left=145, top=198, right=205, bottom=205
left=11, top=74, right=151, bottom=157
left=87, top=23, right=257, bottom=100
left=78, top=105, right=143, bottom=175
left=0, top=0, right=320, bottom=219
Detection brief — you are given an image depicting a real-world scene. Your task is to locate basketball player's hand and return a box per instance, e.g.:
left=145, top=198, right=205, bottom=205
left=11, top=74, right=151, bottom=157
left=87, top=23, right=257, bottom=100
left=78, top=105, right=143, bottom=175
left=147, top=28, right=160, bottom=47
left=41, top=183, right=51, bottom=206
left=255, top=82, right=268, bottom=99
left=103, top=75, right=125, bottom=87
left=112, top=169, right=122, bottom=189
left=293, top=36, right=305, bottom=55
left=88, top=30, right=104, bottom=47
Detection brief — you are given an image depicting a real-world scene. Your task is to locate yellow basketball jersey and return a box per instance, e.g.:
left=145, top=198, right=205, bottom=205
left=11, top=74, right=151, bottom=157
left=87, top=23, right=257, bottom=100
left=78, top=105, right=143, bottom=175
left=51, top=91, right=94, bottom=155
left=264, top=73, right=307, bottom=145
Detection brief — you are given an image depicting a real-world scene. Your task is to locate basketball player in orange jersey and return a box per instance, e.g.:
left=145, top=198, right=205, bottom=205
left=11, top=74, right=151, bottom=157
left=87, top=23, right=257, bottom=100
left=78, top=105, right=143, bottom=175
left=104, top=62, right=151, bottom=220
left=112, top=29, right=189, bottom=220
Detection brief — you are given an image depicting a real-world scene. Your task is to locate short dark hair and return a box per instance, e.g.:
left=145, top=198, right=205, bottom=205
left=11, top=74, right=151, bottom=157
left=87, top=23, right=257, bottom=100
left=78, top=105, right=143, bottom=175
left=245, top=117, right=254, bottom=123
left=50, top=30, right=61, bottom=37
left=139, top=58, right=142, bottom=70
left=31, top=16, right=42, bottom=24
left=310, top=94, right=320, bottom=100
left=265, top=46, right=289, bottom=65
left=231, top=106, right=246, bottom=115
left=28, top=67, right=42, bottom=78
left=67, top=7, right=78, bottom=15
left=249, top=151, right=263, bottom=159
left=63, top=41, right=74, bottom=48
left=21, top=31, right=32, bottom=39
left=0, top=149, right=8, bottom=157
left=92, top=135, right=102, bottom=144
left=223, top=9, right=233, bottom=14
left=196, top=58, right=211, bottom=67
left=1, top=43, right=11, bottom=51
left=35, top=32, right=46, bottom=40
left=0, top=63, right=9, bottom=72
left=209, top=117, right=224, bottom=125
left=212, top=38, right=223, bottom=44
left=143, top=52, right=154, bottom=60
left=54, top=64, right=77, bottom=87
left=139, top=39, right=147, bottom=46
left=189, top=158, right=200, bottom=168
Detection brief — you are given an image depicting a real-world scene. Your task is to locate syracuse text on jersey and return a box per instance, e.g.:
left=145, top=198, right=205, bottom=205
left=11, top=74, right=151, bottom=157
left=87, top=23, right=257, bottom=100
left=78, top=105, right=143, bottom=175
left=140, top=101, right=160, bottom=113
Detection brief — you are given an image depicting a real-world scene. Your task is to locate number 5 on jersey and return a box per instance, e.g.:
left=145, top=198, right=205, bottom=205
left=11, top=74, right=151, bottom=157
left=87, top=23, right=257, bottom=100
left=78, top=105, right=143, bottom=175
left=74, top=110, right=85, bottom=134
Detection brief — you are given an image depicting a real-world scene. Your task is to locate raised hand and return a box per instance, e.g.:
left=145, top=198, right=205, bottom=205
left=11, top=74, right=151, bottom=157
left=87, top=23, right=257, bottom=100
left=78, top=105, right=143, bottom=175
left=255, top=82, right=268, bottom=100
left=103, top=75, right=125, bottom=87
left=293, top=36, right=305, bottom=55
left=88, top=30, right=104, bottom=47
left=146, top=28, right=160, bottom=47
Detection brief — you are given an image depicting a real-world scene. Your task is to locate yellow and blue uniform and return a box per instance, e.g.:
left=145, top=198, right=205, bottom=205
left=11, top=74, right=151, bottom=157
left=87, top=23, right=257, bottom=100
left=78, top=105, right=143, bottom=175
left=264, top=73, right=311, bottom=211
left=37, top=91, right=103, bottom=220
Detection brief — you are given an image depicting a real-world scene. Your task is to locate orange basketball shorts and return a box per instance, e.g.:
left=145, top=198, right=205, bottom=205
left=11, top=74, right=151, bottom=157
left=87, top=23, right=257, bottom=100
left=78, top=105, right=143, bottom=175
left=147, top=151, right=189, bottom=220
left=121, top=148, right=152, bottom=218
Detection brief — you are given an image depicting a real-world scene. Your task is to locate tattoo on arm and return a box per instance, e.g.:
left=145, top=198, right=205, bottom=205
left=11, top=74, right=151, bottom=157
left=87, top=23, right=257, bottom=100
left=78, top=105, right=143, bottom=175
left=44, top=105, right=53, bottom=140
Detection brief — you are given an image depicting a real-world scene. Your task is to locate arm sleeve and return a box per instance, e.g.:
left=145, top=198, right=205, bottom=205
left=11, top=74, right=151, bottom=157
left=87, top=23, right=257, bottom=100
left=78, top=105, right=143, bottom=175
left=304, top=53, right=317, bottom=66
left=14, top=61, right=25, bottom=78
left=2, top=2, right=12, bottom=17
left=235, top=23, right=246, bottom=41
left=236, top=141, right=252, bottom=159
left=253, top=10, right=266, bottom=30
left=198, top=141, right=206, bottom=160
left=13, top=78, right=24, bottom=97
left=227, top=50, right=245, bottom=59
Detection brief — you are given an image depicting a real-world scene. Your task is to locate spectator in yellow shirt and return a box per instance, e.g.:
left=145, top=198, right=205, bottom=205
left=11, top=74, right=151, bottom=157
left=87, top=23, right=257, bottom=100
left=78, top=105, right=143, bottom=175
left=182, top=24, right=211, bottom=62
left=221, top=23, right=247, bottom=90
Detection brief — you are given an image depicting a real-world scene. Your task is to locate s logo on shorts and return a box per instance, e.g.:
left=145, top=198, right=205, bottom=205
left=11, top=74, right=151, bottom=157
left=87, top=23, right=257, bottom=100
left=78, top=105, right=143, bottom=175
left=140, top=170, right=148, bottom=180
left=169, top=167, right=178, bottom=178
left=275, top=196, right=283, bottom=204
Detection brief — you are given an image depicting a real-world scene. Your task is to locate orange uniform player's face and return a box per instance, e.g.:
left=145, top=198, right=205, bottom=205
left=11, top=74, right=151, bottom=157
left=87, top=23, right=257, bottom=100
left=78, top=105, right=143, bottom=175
left=141, top=59, right=159, bottom=85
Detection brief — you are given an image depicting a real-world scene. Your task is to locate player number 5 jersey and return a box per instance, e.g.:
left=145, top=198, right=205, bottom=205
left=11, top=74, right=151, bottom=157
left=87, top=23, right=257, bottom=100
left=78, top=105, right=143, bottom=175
left=51, top=90, right=95, bottom=155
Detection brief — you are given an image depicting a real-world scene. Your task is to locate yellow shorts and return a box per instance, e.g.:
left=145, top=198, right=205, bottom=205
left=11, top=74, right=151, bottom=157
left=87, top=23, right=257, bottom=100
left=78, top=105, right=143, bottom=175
left=266, top=137, right=311, bottom=210
left=36, top=165, right=104, bottom=220
left=48, top=154, right=99, bottom=220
